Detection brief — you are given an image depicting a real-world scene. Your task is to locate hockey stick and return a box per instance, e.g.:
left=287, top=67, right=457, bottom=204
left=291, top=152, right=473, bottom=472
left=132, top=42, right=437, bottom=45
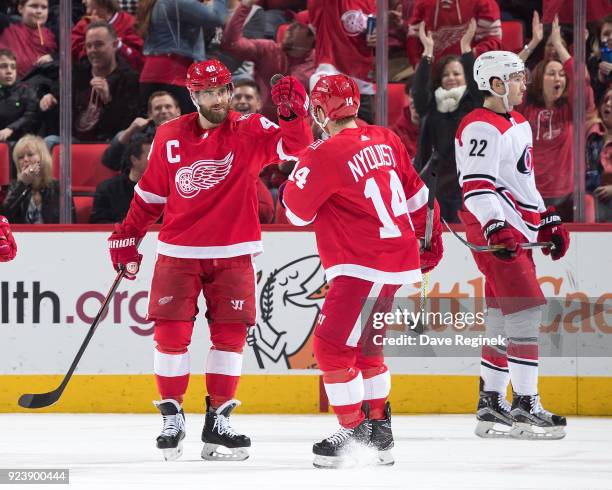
left=415, top=153, right=440, bottom=334
left=442, top=217, right=553, bottom=252
left=18, top=268, right=126, bottom=409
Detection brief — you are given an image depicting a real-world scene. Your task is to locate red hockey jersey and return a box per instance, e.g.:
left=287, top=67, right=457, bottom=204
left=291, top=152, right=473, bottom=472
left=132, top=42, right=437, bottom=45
left=405, top=0, right=501, bottom=67
left=283, top=125, right=439, bottom=284
left=455, top=108, right=547, bottom=242
left=123, top=111, right=312, bottom=258
left=308, top=0, right=376, bottom=82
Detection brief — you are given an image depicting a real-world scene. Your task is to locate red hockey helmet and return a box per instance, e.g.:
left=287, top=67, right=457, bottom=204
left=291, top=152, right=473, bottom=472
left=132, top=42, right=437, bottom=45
left=186, top=59, right=232, bottom=91
left=310, top=74, right=360, bottom=123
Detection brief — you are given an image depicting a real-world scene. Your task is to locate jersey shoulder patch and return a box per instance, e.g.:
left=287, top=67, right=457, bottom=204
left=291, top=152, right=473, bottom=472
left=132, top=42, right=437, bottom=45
left=238, top=112, right=280, bottom=134
left=156, top=113, right=196, bottom=139
left=509, top=110, right=527, bottom=124
left=308, top=139, right=326, bottom=151
left=456, top=108, right=512, bottom=144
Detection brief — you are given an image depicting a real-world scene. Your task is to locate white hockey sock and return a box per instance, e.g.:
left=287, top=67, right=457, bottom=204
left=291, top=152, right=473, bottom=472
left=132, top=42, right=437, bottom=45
left=505, top=307, right=541, bottom=396
left=480, top=307, right=509, bottom=394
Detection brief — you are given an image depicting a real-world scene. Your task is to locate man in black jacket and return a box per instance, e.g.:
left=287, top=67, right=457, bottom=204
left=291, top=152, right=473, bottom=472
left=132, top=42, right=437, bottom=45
left=90, top=134, right=152, bottom=223
left=101, top=91, right=180, bottom=171
left=73, top=21, right=140, bottom=142
left=0, top=48, right=38, bottom=142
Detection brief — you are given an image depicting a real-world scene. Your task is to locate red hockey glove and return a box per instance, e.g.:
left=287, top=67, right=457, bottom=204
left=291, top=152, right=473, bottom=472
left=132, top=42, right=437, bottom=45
left=0, top=215, right=17, bottom=262
left=108, top=223, right=142, bottom=280
left=271, top=76, right=309, bottom=119
left=538, top=207, right=569, bottom=260
left=420, top=233, right=443, bottom=273
left=483, top=220, right=520, bottom=261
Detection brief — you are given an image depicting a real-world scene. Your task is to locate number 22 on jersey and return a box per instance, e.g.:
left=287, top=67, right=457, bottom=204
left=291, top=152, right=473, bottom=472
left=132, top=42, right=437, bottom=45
left=364, top=170, right=412, bottom=239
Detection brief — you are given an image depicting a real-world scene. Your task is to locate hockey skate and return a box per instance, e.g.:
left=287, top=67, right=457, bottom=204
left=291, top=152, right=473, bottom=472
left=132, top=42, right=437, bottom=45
left=153, top=399, right=186, bottom=461
left=370, top=402, right=394, bottom=466
left=509, top=394, right=566, bottom=440
left=475, top=390, right=514, bottom=439
left=312, top=418, right=373, bottom=469
left=201, top=396, right=251, bottom=461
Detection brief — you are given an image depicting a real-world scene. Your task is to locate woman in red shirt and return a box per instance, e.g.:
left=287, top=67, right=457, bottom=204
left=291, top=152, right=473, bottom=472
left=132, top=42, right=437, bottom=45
left=517, top=16, right=596, bottom=221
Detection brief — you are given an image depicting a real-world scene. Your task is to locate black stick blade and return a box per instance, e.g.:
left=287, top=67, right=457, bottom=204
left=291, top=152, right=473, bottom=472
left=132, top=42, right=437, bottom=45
left=270, top=73, right=283, bottom=86
left=18, top=390, right=61, bottom=409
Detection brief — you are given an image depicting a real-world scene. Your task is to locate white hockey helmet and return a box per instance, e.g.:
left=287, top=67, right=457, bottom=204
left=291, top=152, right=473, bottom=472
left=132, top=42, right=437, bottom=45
left=473, top=51, right=525, bottom=111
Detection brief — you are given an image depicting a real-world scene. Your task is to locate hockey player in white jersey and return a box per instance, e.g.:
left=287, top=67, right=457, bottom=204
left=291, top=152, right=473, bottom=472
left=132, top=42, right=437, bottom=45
left=455, top=51, right=570, bottom=439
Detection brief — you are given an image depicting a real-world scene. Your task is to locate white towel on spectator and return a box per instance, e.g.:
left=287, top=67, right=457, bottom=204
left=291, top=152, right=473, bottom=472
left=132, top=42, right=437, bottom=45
left=434, top=85, right=467, bottom=113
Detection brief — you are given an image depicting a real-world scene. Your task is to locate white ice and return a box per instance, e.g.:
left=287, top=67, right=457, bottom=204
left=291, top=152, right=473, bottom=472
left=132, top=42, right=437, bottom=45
left=1, top=414, right=611, bottom=490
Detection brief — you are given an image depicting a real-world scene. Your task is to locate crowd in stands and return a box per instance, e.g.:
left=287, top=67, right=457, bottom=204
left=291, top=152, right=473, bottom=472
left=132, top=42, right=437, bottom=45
left=0, top=0, right=610, bottom=224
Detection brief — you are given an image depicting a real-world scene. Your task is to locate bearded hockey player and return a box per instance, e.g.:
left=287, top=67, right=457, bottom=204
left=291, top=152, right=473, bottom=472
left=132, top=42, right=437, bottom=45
left=455, top=51, right=570, bottom=439
left=106, top=59, right=312, bottom=461
left=281, top=74, right=443, bottom=468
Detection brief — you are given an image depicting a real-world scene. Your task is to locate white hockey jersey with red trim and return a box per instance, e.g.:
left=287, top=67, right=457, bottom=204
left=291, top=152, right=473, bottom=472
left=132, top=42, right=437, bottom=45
left=123, top=111, right=312, bottom=258
left=282, top=125, right=440, bottom=284
left=455, top=108, right=546, bottom=241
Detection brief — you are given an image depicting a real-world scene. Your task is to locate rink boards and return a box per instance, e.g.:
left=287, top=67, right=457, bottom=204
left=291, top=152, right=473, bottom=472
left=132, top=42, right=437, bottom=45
left=1, top=226, right=611, bottom=414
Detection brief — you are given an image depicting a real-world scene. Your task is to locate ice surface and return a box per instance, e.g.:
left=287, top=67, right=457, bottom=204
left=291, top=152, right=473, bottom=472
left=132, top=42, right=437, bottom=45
left=1, top=413, right=611, bottom=490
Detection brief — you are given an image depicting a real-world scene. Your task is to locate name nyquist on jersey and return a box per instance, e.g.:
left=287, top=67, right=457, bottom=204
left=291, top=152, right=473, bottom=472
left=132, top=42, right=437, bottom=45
left=282, top=126, right=436, bottom=285
left=122, top=111, right=312, bottom=258
left=455, top=108, right=546, bottom=241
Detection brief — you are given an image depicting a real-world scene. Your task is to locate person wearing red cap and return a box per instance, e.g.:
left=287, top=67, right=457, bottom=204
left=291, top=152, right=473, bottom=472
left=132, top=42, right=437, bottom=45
left=221, top=0, right=315, bottom=121
left=281, top=74, right=443, bottom=468
left=106, top=59, right=313, bottom=462
left=0, top=216, right=17, bottom=262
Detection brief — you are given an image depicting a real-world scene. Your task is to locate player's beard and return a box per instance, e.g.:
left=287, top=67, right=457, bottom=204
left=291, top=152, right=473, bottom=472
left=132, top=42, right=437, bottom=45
left=200, top=102, right=230, bottom=124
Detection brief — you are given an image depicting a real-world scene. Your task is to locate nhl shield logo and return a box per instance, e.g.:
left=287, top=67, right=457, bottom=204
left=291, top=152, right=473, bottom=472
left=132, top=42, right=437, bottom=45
left=517, top=145, right=534, bottom=175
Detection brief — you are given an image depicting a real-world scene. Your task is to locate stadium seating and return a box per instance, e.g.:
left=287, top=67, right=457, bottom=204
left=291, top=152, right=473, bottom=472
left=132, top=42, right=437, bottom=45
left=51, top=144, right=117, bottom=193
left=501, top=21, right=524, bottom=53
left=74, top=195, right=94, bottom=224
left=0, top=143, right=9, bottom=186
left=387, top=83, right=406, bottom=129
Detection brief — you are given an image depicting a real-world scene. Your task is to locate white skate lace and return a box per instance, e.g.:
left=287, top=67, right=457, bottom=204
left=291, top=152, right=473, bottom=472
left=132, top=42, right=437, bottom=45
left=161, top=414, right=184, bottom=437
left=497, top=394, right=511, bottom=414
left=531, top=396, right=552, bottom=416
left=325, top=427, right=353, bottom=445
left=214, top=414, right=240, bottom=438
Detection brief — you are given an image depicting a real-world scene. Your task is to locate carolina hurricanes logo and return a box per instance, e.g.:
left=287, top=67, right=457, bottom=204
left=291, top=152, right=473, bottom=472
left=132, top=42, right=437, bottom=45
left=174, top=152, right=233, bottom=198
left=341, top=10, right=367, bottom=36
left=517, top=146, right=534, bottom=175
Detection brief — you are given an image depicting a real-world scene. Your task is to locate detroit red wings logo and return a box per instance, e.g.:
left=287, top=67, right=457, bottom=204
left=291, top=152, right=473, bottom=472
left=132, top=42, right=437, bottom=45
left=341, top=10, right=367, bottom=36
left=432, top=23, right=468, bottom=54
left=174, top=153, right=233, bottom=198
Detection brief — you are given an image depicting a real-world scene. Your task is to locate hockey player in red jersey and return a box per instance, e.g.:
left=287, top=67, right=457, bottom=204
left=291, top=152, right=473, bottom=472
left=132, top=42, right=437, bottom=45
left=0, top=216, right=17, bottom=262
left=281, top=75, right=443, bottom=468
left=106, top=59, right=313, bottom=461
left=455, top=51, right=570, bottom=440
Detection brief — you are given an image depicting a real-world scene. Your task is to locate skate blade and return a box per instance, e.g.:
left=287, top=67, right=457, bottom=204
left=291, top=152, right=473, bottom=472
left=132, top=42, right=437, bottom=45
left=201, top=443, right=249, bottom=461
left=313, top=443, right=382, bottom=469
left=475, top=420, right=513, bottom=439
left=160, top=442, right=183, bottom=461
left=510, top=423, right=566, bottom=440
left=376, top=449, right=395, bottom=466
left=313, top=454, right=350, bottom=469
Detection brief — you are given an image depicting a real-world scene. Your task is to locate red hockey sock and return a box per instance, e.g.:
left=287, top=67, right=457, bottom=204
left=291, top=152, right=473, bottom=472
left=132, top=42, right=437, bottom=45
left=206, top=323, right=247, bottom=409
